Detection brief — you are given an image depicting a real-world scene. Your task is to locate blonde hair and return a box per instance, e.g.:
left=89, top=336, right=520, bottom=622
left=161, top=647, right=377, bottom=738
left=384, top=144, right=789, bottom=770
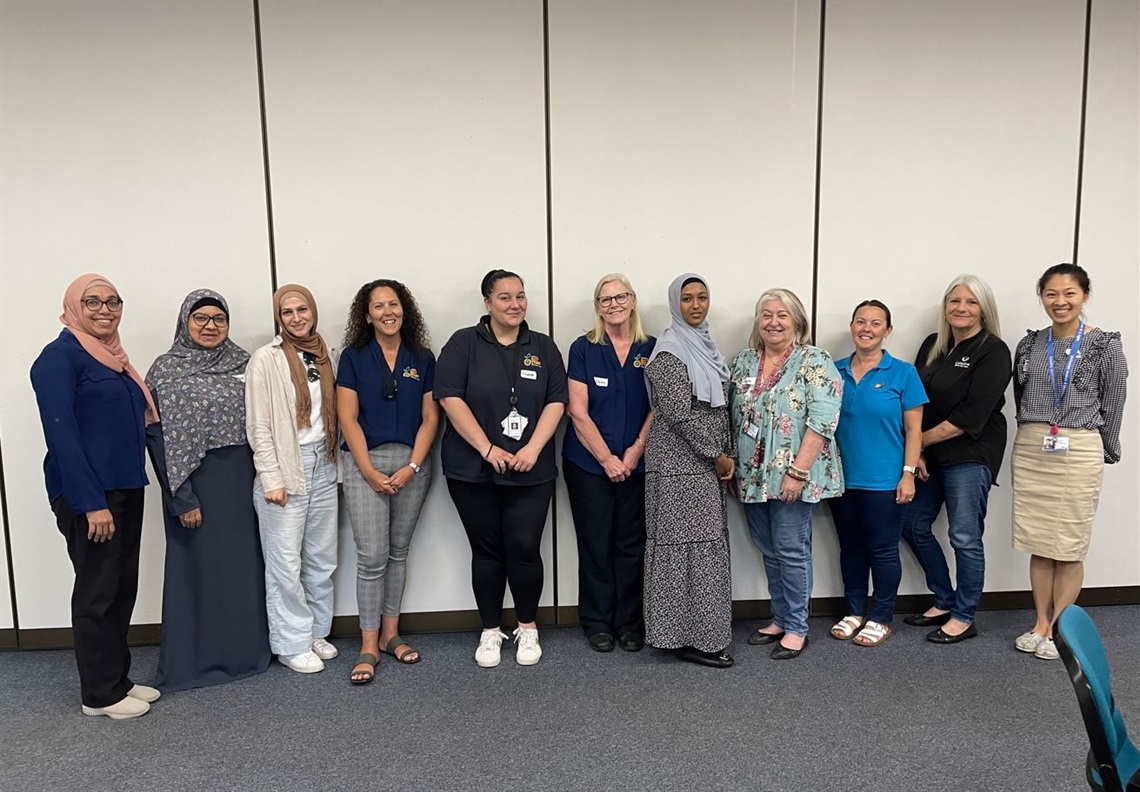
left=586, top=272, right=648, bottom=344
left=926, top=274, right=1002, bottom=365
left=749, top=288, right=812, bottom=349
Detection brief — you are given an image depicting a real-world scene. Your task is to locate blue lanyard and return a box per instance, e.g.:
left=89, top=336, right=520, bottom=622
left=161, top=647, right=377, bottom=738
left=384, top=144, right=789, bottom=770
left=1045, top=321, right=1084, bottom=432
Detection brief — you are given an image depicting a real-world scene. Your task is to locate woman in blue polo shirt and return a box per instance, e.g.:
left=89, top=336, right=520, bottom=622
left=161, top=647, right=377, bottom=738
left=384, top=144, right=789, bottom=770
left=830, top=300, right=926, bottom=647
left=564, top=273, right=655, bottom=653
left=338, top=279, right=439, bottom=685
left=31, top=273, right=160, bottom=720
left=435, top=269, right=568, bottom=668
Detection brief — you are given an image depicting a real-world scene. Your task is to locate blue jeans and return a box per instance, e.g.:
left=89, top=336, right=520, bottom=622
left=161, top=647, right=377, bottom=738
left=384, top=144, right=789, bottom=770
left=828, top=489, right=903, bottom=624
left=743, top=500, right=818, bottom=637
left=899, top=462, right=992, bottom=624
left=254, top=442, right=339, bottom=656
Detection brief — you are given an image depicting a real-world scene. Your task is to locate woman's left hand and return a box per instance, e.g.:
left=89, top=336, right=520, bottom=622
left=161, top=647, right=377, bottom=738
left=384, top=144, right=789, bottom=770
left=895, top=475, right=916, bottom=504
left=387, top=466, right=416, bottom=493
left=179, top=508, right=202, bottom=529
left=509, top=444, right=540, bottom=473
left=780, top=473, right=805, bottom=503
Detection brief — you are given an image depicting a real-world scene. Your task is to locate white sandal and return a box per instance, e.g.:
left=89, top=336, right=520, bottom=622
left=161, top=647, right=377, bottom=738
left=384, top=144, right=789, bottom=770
left=853, top=620, right=892, bottom=647
left=830, top=615, right=864, bottom=640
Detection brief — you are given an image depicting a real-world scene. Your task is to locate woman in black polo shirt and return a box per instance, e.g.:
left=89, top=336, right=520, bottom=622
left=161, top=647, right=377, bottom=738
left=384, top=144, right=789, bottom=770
left=563, top=273, right=655, bottom=653
left=435, top=269, right=568, bottom=668
left=900, top=274, right=1012, bottom=644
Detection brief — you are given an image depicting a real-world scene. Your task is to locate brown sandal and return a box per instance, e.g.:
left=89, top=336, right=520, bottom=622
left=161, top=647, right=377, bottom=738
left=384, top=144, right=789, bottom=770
left=382, top=635, right=421, bottom=664
left=350, top=653, right=379, bottom=685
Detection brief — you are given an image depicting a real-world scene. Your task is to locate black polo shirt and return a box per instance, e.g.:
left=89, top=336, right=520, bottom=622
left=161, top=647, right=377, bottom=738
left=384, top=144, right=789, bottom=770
left=434, top=317, right=568, bottom=485
left=914, top=330, right=1012, bottom=478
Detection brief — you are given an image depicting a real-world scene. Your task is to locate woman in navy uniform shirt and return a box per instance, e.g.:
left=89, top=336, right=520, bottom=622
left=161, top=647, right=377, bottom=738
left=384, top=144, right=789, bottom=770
left=901, top=274, right=1012, bottom=644
left=338, top=279, right=439, bottom=685
left=564, top=273, right=655, bottom=653
left=435, top=269, right=568, bottom=668
left=31, top=273, right=161, bottom=720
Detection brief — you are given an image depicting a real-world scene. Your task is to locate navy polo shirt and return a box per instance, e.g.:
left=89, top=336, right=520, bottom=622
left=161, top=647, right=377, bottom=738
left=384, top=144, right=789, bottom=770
left=434, top=317, right=568, bottom=485
left=337, top=341, right=435, bottom=451
left=562, top=333, right=655, bottom=476
left=30, top=330, right=149, bottom=513
left=835, top=350, right=928, bottom=491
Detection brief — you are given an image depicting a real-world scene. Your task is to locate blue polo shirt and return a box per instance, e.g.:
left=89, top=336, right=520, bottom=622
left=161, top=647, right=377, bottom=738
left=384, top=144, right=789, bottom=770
left=562, top=333, right=655, bottom=476
left=337, top=341, right=435, bottom=450
left=835, top=350, right=928, bottom=491
left=30, top=330, right=149, bottom=513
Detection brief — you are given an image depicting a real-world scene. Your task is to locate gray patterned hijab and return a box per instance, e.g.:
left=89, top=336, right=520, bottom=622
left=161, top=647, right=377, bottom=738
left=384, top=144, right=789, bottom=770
left=145, top=289, right=250, bottom=491
left=647, top=273, right=730, bottom=408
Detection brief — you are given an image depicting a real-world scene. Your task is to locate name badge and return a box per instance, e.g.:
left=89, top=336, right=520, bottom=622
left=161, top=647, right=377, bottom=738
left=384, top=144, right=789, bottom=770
left=520, top=369, right=537, bottom=380
left=1042, top=435, right=1070, bottom=452
left=741, top=377, right=756, bottom=388
left=593, top=377, right=609, bottom=387
left=502, top=408, right=528, bottom=440
left=742, top=421, right=760, bottom=439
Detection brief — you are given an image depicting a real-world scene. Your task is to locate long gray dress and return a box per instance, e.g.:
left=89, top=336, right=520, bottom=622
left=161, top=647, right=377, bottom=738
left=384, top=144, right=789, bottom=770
left=643, top=353, right=734, bottom=652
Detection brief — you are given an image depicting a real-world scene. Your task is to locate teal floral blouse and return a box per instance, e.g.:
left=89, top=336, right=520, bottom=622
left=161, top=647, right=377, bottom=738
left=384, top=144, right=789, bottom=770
left=729, top=344, right=844, bottom=504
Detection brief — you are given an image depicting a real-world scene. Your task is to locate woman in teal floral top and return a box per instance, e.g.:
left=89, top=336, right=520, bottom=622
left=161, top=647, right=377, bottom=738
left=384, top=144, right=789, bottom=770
left=729, top=288, right=843, bottom=660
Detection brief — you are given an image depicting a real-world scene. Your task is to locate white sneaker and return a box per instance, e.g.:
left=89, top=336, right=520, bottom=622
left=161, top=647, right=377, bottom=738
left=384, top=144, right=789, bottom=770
left=127, top=684, right=161, bottom=703
left=82, top=696, right=150, bottom=720
left=514, top=626, right=542, bottom=666
left=1034, top=637, right=1061, bottom=660
left=280, top=651, right=325, bottom=673
left=475, top=629, right=505, bottom=668
left=1015, top=630, right=1046, bottom=653
left=312, top=638, right=339, bottom=660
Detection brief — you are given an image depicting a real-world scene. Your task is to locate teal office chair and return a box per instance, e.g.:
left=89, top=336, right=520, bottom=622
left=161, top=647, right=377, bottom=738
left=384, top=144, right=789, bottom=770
left=1054, top=605, right=1140, bottom=792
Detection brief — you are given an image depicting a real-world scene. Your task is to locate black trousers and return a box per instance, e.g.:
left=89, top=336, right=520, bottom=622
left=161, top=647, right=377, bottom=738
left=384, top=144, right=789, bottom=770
left=52, top=488, right=144, bottom=708
left=563, top=460, right=646, bottom=636
left=446, top=479, right=554, bottom=628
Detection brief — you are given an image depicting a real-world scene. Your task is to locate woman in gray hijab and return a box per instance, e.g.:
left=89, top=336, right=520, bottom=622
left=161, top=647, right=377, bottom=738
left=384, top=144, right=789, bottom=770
left=145, top=289, right=271, bottom=691
left=642, top=274, right=736, bottom=668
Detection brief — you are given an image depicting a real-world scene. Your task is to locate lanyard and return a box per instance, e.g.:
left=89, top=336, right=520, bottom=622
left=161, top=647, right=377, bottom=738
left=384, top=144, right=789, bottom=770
left=753, top=344, right=794, bottom=397
left=1045, top=321, right=1084, bottom=434
left=493, top=343, right=522, bottom=408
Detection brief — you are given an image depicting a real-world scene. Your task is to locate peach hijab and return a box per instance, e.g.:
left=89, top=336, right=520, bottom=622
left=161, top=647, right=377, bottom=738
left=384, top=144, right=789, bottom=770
left=61, top=273, right=158, bottom=424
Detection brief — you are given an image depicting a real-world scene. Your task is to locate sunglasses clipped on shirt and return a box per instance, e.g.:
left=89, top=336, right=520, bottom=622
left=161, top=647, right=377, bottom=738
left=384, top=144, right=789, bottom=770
left=384, top=371, right=399, bottom=400
left=302, top=351, right=321, bottom=383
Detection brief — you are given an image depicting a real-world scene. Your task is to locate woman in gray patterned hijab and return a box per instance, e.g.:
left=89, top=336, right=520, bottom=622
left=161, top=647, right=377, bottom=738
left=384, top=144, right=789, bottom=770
left=144, top=289, right=271, bottom=692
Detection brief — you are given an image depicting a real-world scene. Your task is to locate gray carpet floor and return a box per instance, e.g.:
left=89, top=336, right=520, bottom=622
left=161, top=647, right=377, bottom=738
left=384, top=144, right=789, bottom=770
left=1, top=606, right=1137, bottom=792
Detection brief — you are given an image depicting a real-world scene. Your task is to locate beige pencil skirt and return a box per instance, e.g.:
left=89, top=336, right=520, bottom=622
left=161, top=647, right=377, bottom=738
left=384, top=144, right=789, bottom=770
left=1011, top=423, right=1104, bottom=561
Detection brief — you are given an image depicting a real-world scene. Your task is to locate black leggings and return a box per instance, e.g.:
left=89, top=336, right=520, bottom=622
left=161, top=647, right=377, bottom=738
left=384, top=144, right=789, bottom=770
left=446, top=479, right=554, bottom=628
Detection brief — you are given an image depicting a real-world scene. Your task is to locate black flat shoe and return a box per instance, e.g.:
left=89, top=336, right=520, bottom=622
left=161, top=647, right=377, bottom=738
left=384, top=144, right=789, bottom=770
left=747, top=629, right=786, bottom=646
left=926, top=623, right=978, bottom=644
left=903, top=612, right=952, bottom=627
left=771, top=636, right=809, bottom=660
left=617, top=632, right=644, bottom=652
left=675, top=646, right=734, bottom=668
left=588, top=633, right=615, bottom=652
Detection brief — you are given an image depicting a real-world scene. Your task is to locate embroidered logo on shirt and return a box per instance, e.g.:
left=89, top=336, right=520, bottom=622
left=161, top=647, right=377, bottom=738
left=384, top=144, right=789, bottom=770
left=523, top=353, right=542, bottom=368
left=633, top=354, right=649, bottom=368
left=954, top=356, right=971, bottom=369
left=402, top=367, right=420, bottom=381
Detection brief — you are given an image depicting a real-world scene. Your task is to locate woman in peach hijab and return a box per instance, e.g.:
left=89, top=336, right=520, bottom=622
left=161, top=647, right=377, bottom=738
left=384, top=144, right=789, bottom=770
left=30, top=274, right=160, bottom=720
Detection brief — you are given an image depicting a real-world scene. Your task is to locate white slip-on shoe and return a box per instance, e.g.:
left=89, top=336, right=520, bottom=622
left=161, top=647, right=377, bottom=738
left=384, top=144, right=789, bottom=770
left=280, top=651, right=325, bottom=673
left=1015, top=631, right=1046, bottom=653
left=127, top=684, right=161, bottom=703
left=514, top=626, right=542, bottom=666
left=312, top=638, right=339, bottom=660
left=82, top=696, right=150, bottom=720
left=475, top=629, right=505, bottom=668
left=1034, top=638, right=1061, bottom=660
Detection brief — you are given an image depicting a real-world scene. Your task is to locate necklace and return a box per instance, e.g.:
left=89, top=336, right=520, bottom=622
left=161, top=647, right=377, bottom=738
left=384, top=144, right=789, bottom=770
left=754, top=345, right=795, bottom=395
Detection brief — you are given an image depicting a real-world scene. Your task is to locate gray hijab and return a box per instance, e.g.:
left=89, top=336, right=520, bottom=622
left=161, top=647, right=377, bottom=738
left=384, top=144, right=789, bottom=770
left=647, top=273, right=730, bottom=408
left=145, top=289, right=250, bottom=491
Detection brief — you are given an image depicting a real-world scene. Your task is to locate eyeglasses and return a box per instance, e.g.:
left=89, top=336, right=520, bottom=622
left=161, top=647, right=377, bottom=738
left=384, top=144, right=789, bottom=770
left=596, top=292, right=632, bottom=308
left=83, top=297, right=124, bottom=312
left=190, top=313, right=229, bottom=328
left=302, top=352, right=321, bottom=383
left=384, top=372, right=399, bottom=400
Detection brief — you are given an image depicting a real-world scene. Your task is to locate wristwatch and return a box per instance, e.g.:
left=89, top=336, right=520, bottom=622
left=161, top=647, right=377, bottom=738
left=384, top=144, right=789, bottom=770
left=902, top=465, right=917, bottom=475
left=408, top=461, right=422, bottom=474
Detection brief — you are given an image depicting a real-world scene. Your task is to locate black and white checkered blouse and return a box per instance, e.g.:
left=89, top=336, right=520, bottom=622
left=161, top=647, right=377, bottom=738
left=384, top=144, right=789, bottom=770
left=1013, top=326, right=1129, bottom=463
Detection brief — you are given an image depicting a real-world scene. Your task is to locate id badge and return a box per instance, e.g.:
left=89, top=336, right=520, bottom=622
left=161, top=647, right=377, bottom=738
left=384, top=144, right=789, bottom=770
left=502, top=408, right=528, bottom=441
left=1042, top=434, right=1070, bottom=452
left=742, top=421, right=760, bottom=440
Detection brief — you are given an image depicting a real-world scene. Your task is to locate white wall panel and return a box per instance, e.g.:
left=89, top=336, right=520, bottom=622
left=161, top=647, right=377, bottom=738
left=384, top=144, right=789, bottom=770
left=258, top=0, right=548, bottom=616
left=816, top=0, right=1087, bottom=596
left=1072, top=0, right=1140, bottom=585
left=0, top=0, right=271, bottom=628
left=548, top=0, right=821, bottom=606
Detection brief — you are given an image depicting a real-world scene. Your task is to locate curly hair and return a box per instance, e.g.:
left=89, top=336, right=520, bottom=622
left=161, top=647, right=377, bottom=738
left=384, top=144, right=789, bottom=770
left=342, top=279, right=431, bottom=355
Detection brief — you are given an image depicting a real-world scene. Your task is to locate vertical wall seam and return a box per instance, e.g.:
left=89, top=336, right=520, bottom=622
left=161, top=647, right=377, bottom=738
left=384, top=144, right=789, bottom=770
left=541, top=0, right=560, bottom=623
left=0, top=438, right=21, bottom=646
left=810, top=0, right=827, bottom=339
left=253, top=0, right=280, bottom=306
left=1071, top=0, right=1093, bottom=266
